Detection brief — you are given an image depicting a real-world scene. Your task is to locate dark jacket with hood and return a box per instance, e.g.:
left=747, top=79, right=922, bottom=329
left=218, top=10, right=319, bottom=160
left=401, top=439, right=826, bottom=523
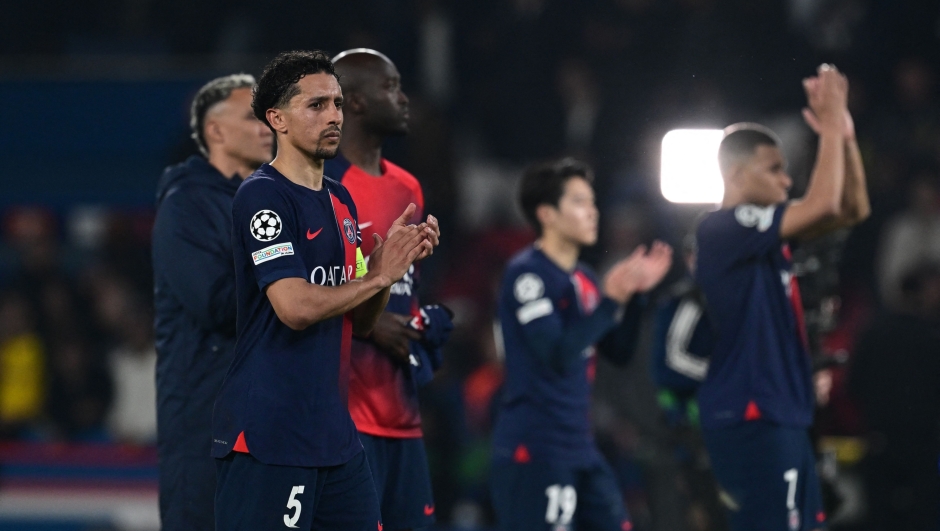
left=153, top=155, right=241, bottom=464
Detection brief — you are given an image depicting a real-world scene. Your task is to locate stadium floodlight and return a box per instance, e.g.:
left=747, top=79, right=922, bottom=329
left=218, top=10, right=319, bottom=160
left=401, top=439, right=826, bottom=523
left=660, top=129, right=725, bottom=204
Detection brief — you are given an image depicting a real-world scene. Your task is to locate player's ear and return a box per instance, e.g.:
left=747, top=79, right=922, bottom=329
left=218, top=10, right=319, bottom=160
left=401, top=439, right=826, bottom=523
left=266, top=108, right=288, bottom=135
left=724, top=159, right=748, bottom=188
left=344, top=92, right=366, bottom=115
left=204, top=119, right=223, bottom=148
left=535, top=204, right=557, bottom=230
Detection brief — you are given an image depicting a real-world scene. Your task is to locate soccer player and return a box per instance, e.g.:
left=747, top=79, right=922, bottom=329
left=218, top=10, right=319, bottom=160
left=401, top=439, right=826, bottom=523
left=152, top=73, right=272, bottom=531
left=491, top=157, right=673, bottom=531
left=211, top=50, right=437, bottom=531
left=694, top=64, right=869, bottom=531
left=326, top=48, right=450, bottom=531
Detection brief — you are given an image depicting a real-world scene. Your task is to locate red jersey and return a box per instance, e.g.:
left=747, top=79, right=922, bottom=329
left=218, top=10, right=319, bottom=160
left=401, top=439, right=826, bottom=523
left=325, top=154, right=425, bottom=438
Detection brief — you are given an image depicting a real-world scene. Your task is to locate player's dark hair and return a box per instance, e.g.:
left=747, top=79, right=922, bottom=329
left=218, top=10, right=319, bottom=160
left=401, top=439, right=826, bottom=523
left=190, top=73, right=256, bottom=156
left=718, top=123, right=782, bottom=176
left=253, top=50, right=338, bottom=130
left=519, top=157, right=594, bottom=237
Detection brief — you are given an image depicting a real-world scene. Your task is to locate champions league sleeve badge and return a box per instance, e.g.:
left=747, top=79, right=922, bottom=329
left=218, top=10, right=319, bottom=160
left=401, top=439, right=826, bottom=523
left=250, top=210, right=283, bottom=242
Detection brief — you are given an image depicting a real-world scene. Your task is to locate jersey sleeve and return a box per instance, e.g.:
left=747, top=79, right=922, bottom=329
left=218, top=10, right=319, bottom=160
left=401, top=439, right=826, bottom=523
left=504, top=266, right=619, bottom=372
left=232, top=180, right=308, bottom=290
left=152, top=189, right=236, bottom=333
left=697, top=203, right=787, bottom=263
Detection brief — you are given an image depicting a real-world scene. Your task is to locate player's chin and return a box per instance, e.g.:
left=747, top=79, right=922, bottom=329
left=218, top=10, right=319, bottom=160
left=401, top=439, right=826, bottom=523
left=315, top=145, right=341, bottom=160
left=580, top=231, right=598, bottom=247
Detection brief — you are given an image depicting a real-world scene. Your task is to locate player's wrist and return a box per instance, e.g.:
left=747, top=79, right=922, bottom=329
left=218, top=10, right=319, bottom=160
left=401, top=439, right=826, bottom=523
left=363, top=270, right=393, bottom=289
left=817, top=123, right=845, bottom=138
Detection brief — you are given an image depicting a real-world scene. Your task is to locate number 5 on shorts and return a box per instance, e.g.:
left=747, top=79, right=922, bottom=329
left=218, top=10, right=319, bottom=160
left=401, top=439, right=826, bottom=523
left=284, top=485, right=305, bottom=528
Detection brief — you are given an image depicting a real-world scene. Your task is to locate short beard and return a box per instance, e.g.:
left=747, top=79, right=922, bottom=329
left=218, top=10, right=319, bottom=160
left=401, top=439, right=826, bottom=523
left=314, top=144, right=340, bottom=160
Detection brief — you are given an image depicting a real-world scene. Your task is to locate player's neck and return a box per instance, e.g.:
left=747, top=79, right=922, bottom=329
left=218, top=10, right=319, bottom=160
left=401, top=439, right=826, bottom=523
left=339, top=122, right=384, bottom=176
left=536, top=233, right=580, bottom=272
left=721, top=188, right=746, bottom=209
left=207, top=152, right=256, bottom=180
left=270, top=143, right=326, bottom=191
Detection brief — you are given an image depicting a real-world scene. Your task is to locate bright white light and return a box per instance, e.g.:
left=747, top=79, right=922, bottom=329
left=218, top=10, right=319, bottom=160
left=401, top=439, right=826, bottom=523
left=660, top=129, right=725, bottom=204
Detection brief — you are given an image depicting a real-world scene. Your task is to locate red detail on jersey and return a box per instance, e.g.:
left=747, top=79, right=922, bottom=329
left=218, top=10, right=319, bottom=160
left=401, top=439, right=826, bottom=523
left=306, top=227, right=322, bottom=240
left=571, top=271, right=601, bottom=313
left=744, top=400, right=762, bottom=421
left=423, top=504, right=435, bottom=516
left=513, top=444, right=531, bottom=463
left=233, top=431, right=249, bottom=453
left=329, top=193, right=359, bottom=406
left=816, top=511, right=826, bottom=523
left=621, top=521, right=633, bottom=531
left=342, top=159, right=427, bottom=437
left=782, top=244, right=810, bottom=350
left=571, top=271, right=600, bottom=385
left=377, top=521, right=383, bottom=531
left=586, top=356, right=597, bottom=383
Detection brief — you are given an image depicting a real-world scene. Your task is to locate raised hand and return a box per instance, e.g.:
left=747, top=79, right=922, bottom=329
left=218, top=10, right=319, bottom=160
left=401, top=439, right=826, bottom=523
left=387, top=203, right=419, bottom=239
left=802, top=105, right=856, bottom=141
left=367, top=225, right=432, bottom=287
left=386, top=204, right=439, bottom=261
left=602, top=241, right=674, bottom=304
left=414, top=214, right=440, bottom=261
left=802, top=64, right=850, bottom=137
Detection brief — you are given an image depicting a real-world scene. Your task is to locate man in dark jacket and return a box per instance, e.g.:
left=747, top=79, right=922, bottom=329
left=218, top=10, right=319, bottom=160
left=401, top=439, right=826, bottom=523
left=152, top=74, right=272, bottom=531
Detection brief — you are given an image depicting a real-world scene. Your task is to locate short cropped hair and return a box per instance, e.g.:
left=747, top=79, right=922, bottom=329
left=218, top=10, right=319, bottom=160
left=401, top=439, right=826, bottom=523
left=717, top=123, right=782, bottom=176
left=190, top=73, right=256, bottom=156
left=253, top=50, right=338, bottom=130
left=519, top=157, right=594, bottom=236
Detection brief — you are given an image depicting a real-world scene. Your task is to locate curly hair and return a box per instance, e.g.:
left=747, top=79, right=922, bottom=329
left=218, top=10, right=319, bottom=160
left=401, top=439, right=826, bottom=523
left=519, top=157, right=594, bottom=236
left=189, top=73, right=256, bottom=156
left=253, top=50, right=338, bottom=130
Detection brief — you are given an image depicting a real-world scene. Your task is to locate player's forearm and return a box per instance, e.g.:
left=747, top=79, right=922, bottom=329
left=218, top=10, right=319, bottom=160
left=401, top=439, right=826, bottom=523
left=803, top=130, right=846, bottom=219
left=271, top=275, right=390, bottom=331
left=839, top=138, right=870, bottom=223
left=598, top=296, right=644, bottom=366
left=350, top=286, right=392, bottom=336
left=527, top=298, right=621, bottom=371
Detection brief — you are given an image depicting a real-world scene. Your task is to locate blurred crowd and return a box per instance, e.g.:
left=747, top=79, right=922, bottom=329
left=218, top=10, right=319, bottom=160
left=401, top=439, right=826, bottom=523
left=1, top=0, right=939, bottom=529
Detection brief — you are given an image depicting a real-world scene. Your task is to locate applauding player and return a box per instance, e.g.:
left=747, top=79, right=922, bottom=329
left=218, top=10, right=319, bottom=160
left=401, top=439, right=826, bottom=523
left=695, top=64, right=869, bottom=531
left=491, top=158, right=672, bottom=531
left=327, top=48, right=448, bottom=531
left=211, top=51, right=436, bottom=531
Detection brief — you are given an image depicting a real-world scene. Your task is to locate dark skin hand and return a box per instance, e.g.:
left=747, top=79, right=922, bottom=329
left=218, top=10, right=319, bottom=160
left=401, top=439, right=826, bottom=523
left=370, top=312, right=423, bottom=365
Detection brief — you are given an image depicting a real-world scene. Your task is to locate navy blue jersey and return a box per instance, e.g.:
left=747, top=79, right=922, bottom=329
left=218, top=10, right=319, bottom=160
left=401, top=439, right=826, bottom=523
left=694, top=204, right=814, bottom=430
left=493, top=247, right=619, bottom=466
left=211, top=163, right=365, bottom=467
left=650, top=280, right=714, bottom=395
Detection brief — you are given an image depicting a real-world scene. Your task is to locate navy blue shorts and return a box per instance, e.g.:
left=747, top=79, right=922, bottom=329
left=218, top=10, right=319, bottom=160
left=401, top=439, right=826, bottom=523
left=490, top=457, right=633, bottom=531
left=159, top=453, right=215, bottom=531
left=703, top=421, right=826, bottom=531
left=215, top=450, right=382, bottom=531
left=359, top=433, right=435, bottom=531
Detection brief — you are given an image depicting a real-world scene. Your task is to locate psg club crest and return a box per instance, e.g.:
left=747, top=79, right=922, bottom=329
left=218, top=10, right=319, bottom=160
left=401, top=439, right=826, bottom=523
left=343, top=219, right=356, bottom=244
left=250, top=210, right=282, bottom=242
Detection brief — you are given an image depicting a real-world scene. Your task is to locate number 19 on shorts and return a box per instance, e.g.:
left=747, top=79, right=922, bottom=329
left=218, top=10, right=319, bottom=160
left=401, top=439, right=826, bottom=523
left=545, top=484, right=577, bottom=526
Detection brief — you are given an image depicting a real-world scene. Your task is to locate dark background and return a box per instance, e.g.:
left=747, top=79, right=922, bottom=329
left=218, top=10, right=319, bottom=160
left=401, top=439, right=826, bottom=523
left=0, top=0, right=939, bottom=529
